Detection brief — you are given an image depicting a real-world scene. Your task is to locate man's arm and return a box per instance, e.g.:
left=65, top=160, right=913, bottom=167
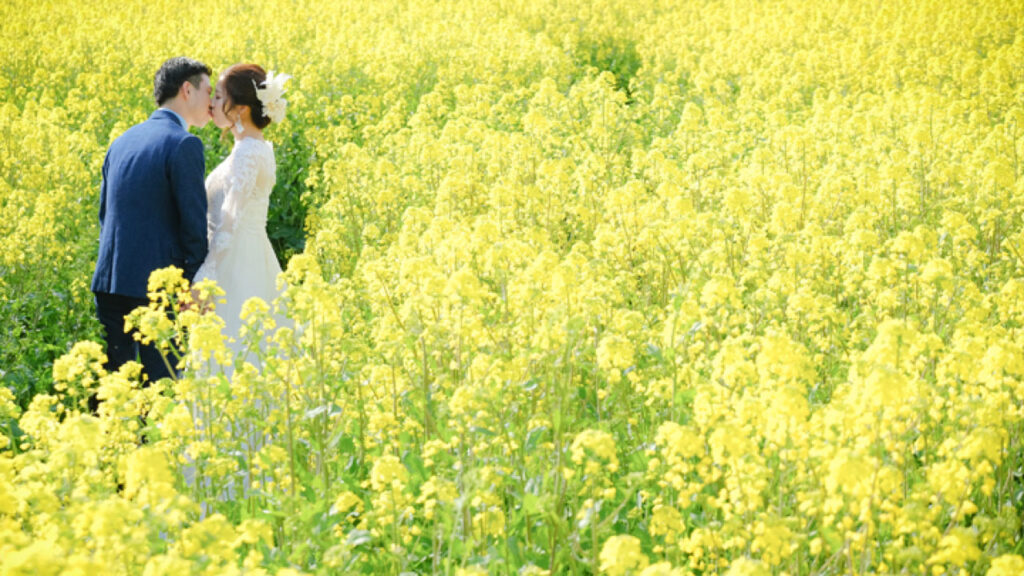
left=169, top=136, right=208, bottom=282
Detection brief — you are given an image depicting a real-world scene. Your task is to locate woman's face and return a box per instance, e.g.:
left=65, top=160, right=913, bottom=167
left=211, top=77, right=232, bottom=130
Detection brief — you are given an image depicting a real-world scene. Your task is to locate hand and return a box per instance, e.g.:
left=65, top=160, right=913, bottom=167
left=177, top=289, right=196, bottom=313
left=178, top=288, right=213, bottom=314
left=192, top=288, right=215, bottom=314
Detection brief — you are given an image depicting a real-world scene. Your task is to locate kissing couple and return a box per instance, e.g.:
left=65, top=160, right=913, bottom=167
left=91, top=57, right=292, bottom=383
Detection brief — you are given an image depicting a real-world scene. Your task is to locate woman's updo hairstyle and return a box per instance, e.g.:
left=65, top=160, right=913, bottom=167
left=221, top=63, right=272, bottom=129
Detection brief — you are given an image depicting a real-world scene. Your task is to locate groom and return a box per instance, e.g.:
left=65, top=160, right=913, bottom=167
left=91, top=57, right=213, bottom=383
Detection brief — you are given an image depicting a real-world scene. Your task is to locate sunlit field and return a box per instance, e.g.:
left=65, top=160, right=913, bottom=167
left=1, top=0, right=1023, bottom=574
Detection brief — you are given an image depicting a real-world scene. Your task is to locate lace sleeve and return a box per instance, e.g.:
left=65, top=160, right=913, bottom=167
left=203, top=141, right=262, bottom=277
left=193, top=187, right=222, bottom=282
left=206, top=187, right=224, bottom=249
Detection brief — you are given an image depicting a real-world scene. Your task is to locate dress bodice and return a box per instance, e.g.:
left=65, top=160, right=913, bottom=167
left=196, top=138, right=276, bottom=283
left=204, top=138, right=276, bottom=245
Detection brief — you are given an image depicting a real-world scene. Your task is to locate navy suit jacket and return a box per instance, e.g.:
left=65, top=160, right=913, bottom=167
left=91, top=109, right=209, bottom=299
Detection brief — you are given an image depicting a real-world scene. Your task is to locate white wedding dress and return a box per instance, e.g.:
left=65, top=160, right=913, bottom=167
left=186, top=138, right=284, bottom=505
left=195, top=137, right=282, bottom=360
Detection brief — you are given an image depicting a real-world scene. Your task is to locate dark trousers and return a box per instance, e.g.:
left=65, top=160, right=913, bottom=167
left=94, top=291, right=174, bottom=383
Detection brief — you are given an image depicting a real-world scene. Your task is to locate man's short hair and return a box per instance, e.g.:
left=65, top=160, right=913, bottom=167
left=153, top=57, right=212, bottom=106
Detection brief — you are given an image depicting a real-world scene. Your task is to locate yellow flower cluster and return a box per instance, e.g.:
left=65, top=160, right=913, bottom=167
left=2, top=0, right=1024, bottom=573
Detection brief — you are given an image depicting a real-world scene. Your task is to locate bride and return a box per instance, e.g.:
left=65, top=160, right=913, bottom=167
left=184, top=65, right=293, bottom=500
left=194, top=63, right=291, bottom=362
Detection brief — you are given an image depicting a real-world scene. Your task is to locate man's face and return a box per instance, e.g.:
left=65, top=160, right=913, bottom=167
left=211, top=76, right=232, bottom=130
left=182, top=74, right=213, bottom=128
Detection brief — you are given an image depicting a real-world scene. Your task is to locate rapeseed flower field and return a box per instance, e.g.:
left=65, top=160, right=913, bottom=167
left=1, top=0, right=1023, bottom=574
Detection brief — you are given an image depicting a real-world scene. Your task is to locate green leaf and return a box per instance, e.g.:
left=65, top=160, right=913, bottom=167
left=470, top=425, right=496, bottom=437
left=331, top=432, right=355, bottom=454
left=403, top=451, right=427, bottom=481
left=523, top=492, right=541, bottom=515
left=525, top=426, right=547, bottom=451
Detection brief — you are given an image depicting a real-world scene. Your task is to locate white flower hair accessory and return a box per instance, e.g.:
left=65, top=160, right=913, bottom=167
left=255, top=71, right=292, bottom=123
